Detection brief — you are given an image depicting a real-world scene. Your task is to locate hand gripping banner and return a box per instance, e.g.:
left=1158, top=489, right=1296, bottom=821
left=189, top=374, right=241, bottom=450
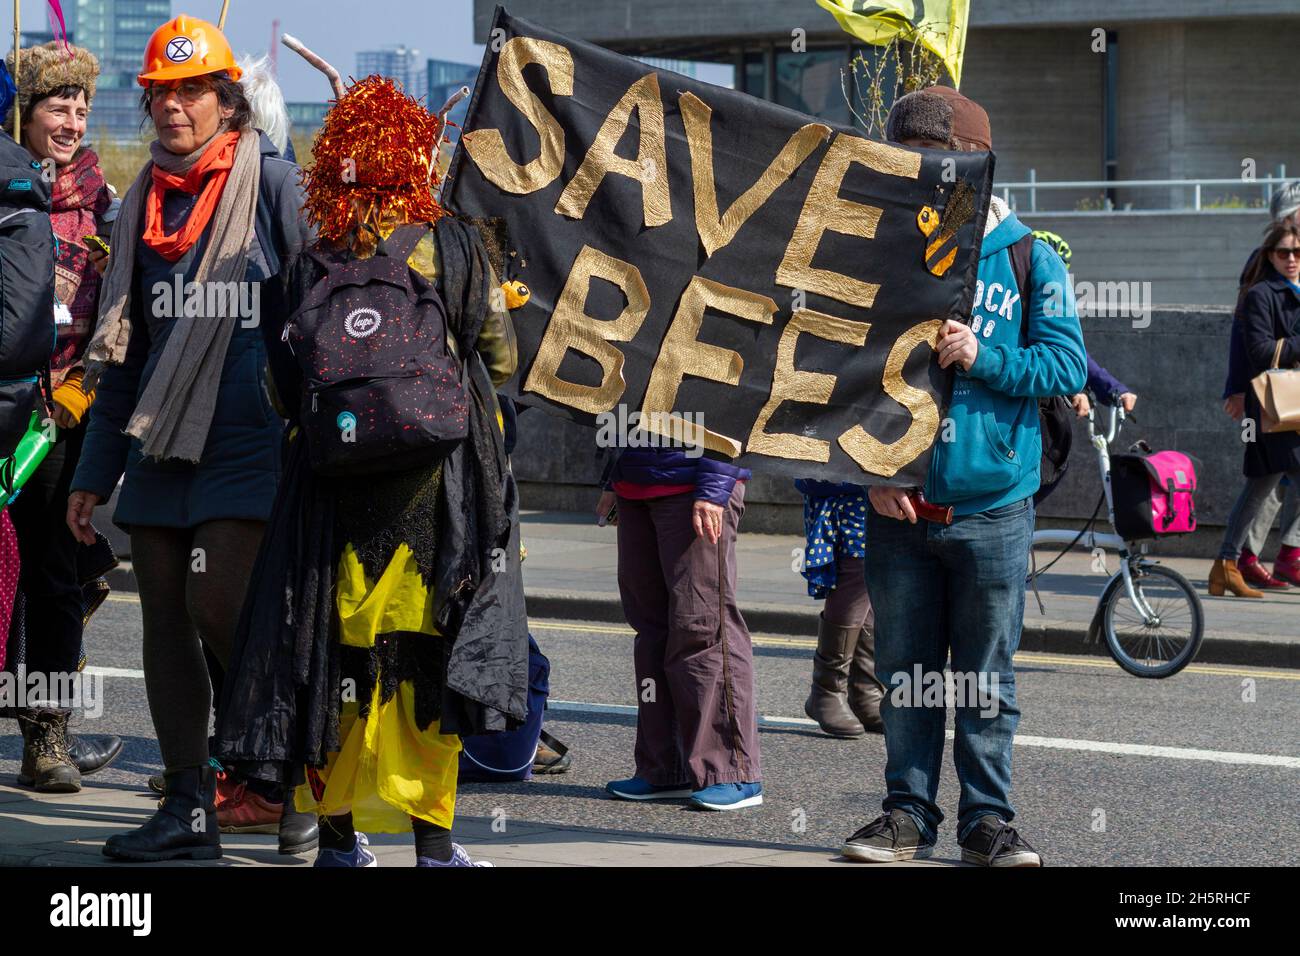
left=443, top=5, right=993, bottom=487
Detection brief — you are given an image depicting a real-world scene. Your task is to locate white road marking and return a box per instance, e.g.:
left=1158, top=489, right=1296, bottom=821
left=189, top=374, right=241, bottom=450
left=83, top=666, right=146, bottom=678
left=76, top=671, right=1300, bottom=769
left=547, top=700, right=1300, bottom=769
left=1009, top=734, right=1300, bottom=768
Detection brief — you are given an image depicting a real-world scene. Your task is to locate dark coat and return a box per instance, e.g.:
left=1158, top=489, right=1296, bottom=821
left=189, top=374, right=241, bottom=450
left=213, top=216, right=528, bottom=783
left=1223, top=248, right=1261, bottom=399
left=71, top=132, right=313, bottom=529
left=1240, top=268, right=1300, bottom=477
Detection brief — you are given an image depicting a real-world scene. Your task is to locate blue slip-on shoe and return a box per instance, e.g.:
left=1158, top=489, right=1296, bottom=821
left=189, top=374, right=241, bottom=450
left=690, top=781, right=764, bottom=811
left=605, top=777, right=694, bottom=801
left=416, top=843, right=495, bottom=867
left=313, top=831, right=377, bottom=867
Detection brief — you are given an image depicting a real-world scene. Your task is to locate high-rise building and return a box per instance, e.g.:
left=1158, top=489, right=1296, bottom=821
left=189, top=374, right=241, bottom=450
left=75, top=0, right=172, bottom=142
left=356, top=45, right=426, bottom=105
left=424, top=59, right=479, bottom=142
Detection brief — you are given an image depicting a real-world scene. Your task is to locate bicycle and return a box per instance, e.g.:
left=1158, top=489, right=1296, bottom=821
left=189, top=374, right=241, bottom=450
left=1030, top=403, right=1204, bottom=678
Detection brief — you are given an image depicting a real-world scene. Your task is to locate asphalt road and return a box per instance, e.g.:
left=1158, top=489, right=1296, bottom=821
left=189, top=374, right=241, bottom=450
left=3, top=592, right=1297, bottom=867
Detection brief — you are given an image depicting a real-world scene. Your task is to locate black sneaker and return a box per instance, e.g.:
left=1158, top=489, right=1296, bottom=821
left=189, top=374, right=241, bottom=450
left=959, top=816, right=1043, bottom=867
left=841, top=809, right=934, bottom=863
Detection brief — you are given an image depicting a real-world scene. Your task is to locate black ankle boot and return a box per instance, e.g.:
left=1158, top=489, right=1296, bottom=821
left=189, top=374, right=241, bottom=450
left=69, top=734, right=124, bottom=775
left=103, top=765, right=222, bottom=862
left=279, top=802, right=320, bottom=855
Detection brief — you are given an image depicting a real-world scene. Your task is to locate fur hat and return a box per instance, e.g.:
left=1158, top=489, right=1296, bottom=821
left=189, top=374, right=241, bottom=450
left=886, top=84, right=991, bottom=152
left=5, top=41, right=100, bottom=129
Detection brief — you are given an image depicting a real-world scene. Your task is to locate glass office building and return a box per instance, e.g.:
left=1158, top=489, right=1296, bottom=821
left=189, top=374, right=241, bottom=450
left=75, top=0, right=172, bottom=142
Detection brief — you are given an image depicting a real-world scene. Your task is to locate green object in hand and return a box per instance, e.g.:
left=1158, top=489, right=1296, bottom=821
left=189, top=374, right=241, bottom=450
left=2, top=412, right=54, bottom=507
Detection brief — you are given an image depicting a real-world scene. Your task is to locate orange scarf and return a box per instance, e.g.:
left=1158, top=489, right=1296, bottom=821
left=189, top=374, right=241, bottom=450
left=142, top=131, right=241, bottom=262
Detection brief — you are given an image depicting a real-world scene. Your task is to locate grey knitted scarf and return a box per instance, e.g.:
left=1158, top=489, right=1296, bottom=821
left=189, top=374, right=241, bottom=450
left=84, top=126, right=262, bottom=463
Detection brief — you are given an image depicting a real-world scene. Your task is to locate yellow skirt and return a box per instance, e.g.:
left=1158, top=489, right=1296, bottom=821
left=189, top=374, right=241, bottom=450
left=295, top=542, right=461, bottom=832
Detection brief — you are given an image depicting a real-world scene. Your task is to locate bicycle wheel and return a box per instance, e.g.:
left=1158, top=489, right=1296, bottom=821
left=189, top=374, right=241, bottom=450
left=1100, top=562, right=1204, bottom=678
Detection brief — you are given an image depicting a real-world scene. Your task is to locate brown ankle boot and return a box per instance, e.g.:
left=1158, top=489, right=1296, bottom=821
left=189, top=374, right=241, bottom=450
left=1208, top=559, right=1263, bottom=598
left=805, top=615, right=865, bottom=738
left=17, top=709, right=82, bottom=793
left=848, top=624, right=886, bottom=734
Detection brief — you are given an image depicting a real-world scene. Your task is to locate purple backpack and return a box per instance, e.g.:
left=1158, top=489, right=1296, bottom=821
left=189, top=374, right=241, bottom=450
left=282, top=223, right=469, bottom=476
left=1110, top=446, right=1199, bottom=540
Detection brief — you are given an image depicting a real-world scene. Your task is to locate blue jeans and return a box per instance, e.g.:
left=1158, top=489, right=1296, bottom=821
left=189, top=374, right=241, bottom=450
left=863, top=497, right=1033, bottom=845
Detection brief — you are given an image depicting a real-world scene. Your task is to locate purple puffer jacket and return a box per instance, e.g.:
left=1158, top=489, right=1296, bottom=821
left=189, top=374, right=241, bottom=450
left=608, top=446, right=750, bottom=505
left=1085, top=355, right=1130, bottom=405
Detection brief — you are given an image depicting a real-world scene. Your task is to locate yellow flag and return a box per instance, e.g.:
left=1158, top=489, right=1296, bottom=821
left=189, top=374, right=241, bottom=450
left=815, top=0, right=970, bottom=88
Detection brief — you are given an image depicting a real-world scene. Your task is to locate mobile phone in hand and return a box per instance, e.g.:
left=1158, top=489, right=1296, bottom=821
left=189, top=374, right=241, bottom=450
left=598, top=503, right=618, bottom=527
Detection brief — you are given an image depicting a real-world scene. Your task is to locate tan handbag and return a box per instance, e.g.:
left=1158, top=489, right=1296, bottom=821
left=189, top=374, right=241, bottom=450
left=1250, top=339, right=1300, bottom=433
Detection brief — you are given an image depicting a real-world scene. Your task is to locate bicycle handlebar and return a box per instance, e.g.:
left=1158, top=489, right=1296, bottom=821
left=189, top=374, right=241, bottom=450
left=1086, top=402, right=1126, bottom=445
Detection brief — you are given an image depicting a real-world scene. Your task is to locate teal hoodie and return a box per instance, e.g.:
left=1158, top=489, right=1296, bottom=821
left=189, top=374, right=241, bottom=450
left=927, top=210, right=1087, bottom=515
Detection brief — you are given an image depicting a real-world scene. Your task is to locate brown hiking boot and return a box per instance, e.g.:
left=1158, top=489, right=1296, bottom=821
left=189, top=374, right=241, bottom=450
left=804, top=615, right=865, bottom=738
left=848, top=623, right=886, bottom=734
left=1208, top=559, right=1263, bottom=598
left=17, top=709, right=82, bottom=793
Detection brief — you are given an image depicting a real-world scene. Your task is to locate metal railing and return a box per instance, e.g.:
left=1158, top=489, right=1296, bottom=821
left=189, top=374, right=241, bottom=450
left=995, top=168, right=1290, bottom=213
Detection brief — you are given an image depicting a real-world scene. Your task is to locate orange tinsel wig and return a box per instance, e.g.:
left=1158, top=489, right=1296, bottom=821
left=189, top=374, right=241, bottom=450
left=301, top=74, right=446, bottom=243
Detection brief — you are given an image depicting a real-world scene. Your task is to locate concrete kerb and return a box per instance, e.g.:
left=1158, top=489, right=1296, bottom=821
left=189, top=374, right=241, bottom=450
left=103, top=565, right=1299, bottom=671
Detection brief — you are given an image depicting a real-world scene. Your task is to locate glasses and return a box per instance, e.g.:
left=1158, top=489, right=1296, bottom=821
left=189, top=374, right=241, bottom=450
left=1271, top=247, right=1300, bottom=260
left=147, top=79, right=216, bottom=105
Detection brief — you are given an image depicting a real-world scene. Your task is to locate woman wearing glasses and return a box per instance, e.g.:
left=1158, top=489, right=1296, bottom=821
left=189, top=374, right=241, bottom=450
left=65, top=14, right=312, bottom=861
left=1210, top=220, right=1300, bottom=597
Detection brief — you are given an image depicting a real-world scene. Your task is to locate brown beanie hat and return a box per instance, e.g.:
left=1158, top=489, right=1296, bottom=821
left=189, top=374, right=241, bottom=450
left=886, top=84, right=992, bottom=151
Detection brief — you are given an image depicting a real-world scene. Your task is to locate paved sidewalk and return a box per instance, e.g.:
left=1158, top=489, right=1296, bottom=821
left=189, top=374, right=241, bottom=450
left=106, top=510, right=1300, bottom=669
left=0, top=780, right=943, bottom=868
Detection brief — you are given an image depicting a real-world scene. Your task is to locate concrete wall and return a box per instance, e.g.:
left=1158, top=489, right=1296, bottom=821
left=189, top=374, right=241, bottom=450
left=1016, top=211, right=1267, bottom=308
left=1116, top=21, right=1299, bottom=210
left=961, top=27, right=1104, bottom=196
left=510, top=306, right=1265, bottom=557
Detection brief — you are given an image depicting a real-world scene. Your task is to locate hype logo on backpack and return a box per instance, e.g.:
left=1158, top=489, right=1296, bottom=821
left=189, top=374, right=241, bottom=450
left=282, top=223, right=469, bottom=476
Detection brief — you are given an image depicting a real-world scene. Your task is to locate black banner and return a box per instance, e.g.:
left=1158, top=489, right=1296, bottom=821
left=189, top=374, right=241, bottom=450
left=444, top=6, right=993, bottom=485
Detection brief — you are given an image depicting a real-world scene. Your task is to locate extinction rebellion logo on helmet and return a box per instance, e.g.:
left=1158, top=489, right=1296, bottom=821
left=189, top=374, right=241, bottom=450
left=166, top=37, right=194, bottom=63
left=344, top=307, right=382, bottom=339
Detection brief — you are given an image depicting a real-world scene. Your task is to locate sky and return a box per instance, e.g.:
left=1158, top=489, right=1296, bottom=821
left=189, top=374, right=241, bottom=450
left=17, top=0, right=492, bottom=102
left=15, top=1, right=733, bottom=104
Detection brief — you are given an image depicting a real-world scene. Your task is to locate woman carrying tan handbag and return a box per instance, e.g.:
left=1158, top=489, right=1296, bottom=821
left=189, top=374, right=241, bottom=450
left=1210, top=221, right=1300, bottom=596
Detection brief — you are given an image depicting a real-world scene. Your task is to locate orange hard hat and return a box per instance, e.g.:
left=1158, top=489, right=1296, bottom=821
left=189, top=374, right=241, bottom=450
left=138, top=14, right=242, bottom=86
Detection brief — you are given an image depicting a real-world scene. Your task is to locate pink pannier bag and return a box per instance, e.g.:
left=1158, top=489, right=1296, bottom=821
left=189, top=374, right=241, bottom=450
left=1109, top=448, right=1200, bottom=541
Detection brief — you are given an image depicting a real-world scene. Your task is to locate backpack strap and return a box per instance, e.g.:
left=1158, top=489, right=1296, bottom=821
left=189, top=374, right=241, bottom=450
left=377, top=222, right=432, bottom=263
left=0, top=207, right=37, bottom=229
left=1009, top=233, right=1035, bottom=327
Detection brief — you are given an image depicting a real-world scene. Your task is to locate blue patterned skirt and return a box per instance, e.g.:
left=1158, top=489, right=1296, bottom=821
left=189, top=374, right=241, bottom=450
left=800, top=491, right=869, bottom=599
